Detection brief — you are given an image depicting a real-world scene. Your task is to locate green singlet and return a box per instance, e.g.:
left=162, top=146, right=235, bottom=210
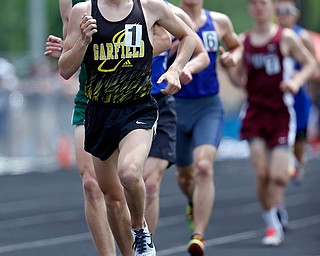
left=71, top=0, right=88, bottom=125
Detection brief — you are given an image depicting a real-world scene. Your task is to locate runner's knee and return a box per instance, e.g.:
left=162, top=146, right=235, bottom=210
left=194, top=159, right=213, bottom=179
left=119, top=164, right=142, bottom=191
left=82, top=173, right=103, bottom=199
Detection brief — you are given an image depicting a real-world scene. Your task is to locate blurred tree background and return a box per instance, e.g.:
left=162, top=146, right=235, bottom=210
left=0, top=0, right=319, bottom=76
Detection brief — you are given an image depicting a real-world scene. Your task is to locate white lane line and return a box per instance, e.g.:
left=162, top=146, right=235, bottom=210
left=0, top=192, right=316, bottom=231
left=0, top=233, right=91, bottom=254
left=157, top=192, right=318, bottom=228
left=0, top=211, right=83, bottom=230
left=157, top=230, right=259, bottom=256
left=0, top=214, right=319, bottom=254
left=0, top=196, right=81, bottom=214
left=157, top=214, right=320, bottom=255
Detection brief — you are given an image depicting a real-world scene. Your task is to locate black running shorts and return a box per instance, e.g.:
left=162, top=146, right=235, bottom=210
left=149, top=94, right=176, bottom=166
left=85, top=95, right=158, bottom=160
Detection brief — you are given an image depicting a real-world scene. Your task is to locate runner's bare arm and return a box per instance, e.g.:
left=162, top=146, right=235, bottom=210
left=60, top=0, right=73, bottom=38
left=153, top=25, right=172, bottom=57
left=59, top=2, right=96, bottom=80
left=214, top=12, right=243, bottom=68
left=280, top=28, right=316, bottom=94
left=300, top=29, right=320, bottom=82
left=142, top=0, right=197, bottom=95
left=167, top=3, right=209, bottom=84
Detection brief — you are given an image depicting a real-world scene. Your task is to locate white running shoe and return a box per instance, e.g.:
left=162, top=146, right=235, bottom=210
left=261, top=227, right=284, bottom=246
left=131, top=223, right=156, bottom=256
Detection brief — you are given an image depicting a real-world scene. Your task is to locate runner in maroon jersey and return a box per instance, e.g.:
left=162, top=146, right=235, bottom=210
left=224, top=0, right=315, bottom=247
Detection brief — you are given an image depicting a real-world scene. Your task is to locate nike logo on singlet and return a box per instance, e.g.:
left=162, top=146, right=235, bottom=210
left=136, top=121, right=146, bottom=125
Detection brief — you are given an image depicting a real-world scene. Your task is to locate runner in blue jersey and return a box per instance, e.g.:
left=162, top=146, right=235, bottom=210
left=276, top=0, right=320, bottom=181
left=144, top=2, right=209, bottom=235
left=275, top=0, right=320, bottom=232
left=168, top=0, right=243, bottom=254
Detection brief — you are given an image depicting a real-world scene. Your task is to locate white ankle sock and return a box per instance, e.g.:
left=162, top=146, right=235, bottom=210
left=262, top=207, right=282, bottom=230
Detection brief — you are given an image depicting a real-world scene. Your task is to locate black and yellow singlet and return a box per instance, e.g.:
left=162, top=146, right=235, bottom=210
left=83, top=0, right=153, bottom=104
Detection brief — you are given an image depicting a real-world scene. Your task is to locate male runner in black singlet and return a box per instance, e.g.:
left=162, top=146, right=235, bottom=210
left=58, top=0, right=197, bottom=255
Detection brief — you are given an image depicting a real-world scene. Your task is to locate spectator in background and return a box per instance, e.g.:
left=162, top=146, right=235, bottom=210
left=0, top=58, right=18, bottom=155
